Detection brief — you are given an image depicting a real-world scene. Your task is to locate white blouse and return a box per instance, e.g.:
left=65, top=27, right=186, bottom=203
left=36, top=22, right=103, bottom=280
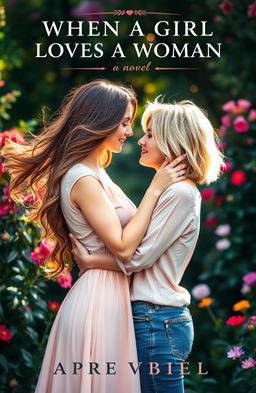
left=116, top=182, right=202, bottom=307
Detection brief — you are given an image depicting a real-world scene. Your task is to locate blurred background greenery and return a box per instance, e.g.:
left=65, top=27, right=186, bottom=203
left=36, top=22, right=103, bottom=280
left=0, top=0, right=256, bottom=392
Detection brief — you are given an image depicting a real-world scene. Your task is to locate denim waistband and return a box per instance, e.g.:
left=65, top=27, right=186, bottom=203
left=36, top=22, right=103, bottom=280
left=131, top=300, right=187, bottom=309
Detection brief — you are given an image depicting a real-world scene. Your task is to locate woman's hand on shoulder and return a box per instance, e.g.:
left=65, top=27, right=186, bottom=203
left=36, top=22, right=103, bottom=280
left=149, top=154, right=188, bottom=195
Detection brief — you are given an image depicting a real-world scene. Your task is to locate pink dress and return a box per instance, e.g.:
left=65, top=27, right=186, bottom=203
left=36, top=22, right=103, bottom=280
left=34, top=163, right=141, bottom=393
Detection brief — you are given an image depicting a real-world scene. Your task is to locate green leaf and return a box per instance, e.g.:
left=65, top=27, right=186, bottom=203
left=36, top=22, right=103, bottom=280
left=7, top=250, right=19, bottom=263
left=0, top=355, right=8, bottom=371
left=20, top=348, right=33, bottom=368
left=25, top=327, right=39, bottom=344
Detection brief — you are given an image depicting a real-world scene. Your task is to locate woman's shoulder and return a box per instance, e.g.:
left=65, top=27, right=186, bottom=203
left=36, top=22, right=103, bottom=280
left=160, top=181, right=201, bottom=204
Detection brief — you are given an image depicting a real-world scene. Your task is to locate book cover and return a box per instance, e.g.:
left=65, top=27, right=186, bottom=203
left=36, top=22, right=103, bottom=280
left=0, top=0, right=255, bottom=392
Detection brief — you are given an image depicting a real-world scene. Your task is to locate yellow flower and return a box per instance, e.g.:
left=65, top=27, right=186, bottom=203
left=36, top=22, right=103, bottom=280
left=198, top=297, right=214, bottom=308
left=232, top=300, right=250, bottom=311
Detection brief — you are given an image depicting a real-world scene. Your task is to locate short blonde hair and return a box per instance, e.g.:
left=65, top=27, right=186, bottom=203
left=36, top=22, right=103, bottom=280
left=141, top=99, right=224, bottom=184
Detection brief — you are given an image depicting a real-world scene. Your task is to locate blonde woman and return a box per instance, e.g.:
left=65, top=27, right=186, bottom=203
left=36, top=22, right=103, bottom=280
left=70, top=100, right=224, bottom=393
left=2, top=81, right=187, bottom=393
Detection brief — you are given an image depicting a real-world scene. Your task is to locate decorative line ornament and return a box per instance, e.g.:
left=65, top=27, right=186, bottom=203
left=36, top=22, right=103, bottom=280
left=80, top=10, right=181, bottom=16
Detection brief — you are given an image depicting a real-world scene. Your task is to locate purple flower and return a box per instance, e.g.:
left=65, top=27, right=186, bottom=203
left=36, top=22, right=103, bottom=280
left=191, top=284, right=211, bottom=300
left=71, top=1, right=104, bottom=21
left=241, top=357, right=256, bottom=369
left=227, top=346, right=245, bottom=360
left=243, top=272, right=256, bottom=287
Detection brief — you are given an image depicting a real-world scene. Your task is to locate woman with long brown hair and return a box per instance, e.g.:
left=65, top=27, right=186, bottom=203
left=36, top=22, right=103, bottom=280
left=2, top=80, right=187, bottom=393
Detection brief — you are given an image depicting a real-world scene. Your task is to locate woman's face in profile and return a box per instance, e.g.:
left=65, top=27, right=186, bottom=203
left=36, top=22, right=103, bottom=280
left=138, top=118, right=166, bottom=170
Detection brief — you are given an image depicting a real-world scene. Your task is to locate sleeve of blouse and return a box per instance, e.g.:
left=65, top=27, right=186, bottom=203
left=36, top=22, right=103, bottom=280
left=116, top=184, right=194, bottom=275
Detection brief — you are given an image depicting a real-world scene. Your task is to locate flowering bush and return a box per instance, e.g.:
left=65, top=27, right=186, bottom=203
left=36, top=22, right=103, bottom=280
left=192, top=272, right=256, bottom=387
left=0, top=80, right=74, bottom=392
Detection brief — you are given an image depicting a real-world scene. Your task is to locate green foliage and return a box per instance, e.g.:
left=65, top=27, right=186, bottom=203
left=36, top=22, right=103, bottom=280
left=1, top=0, right=256, bottom=392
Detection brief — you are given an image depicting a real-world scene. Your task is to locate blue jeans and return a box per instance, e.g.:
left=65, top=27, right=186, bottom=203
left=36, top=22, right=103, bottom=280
left=132, top=301, right=194, bottom=393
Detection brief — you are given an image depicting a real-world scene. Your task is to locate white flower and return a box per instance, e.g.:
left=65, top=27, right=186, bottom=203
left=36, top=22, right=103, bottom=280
left=215, top=224, right=231, bottom=236
left=215, top=238, right=231, bottom=250
left=191, top=284, right=211, bottom=300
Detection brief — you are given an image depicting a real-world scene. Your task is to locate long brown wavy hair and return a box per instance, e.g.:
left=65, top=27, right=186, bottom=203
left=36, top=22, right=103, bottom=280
left=2, top=80, right=137, bottom=279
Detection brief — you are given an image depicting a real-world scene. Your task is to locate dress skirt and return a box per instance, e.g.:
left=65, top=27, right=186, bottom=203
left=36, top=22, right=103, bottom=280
left=34, top=269, right=141, bottom=393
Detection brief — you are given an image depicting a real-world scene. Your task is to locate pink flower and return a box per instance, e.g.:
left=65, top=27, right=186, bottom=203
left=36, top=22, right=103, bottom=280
left=215, top=238, right=231, bottom=250
left=249, top=316, right=256, bottom=323
left=225, top=315, right=246, bottom=326
left=237, top=99, right=252, bottom=109
left=0, top=129, right=25, bottom=148
left=219, top=126, right=227, bottom=137
left=243, top=272, right=256, bottom=287
left=222, top=100, right=235, bottom=112
left=248, top=1, right=256, bottom=17
left=227, top=346, right=245, bottom=360
left=219, top=0, right=233, bottom=15
left=221, top=114, right=231, bottom=128
left=215, top=224, right=231, bottom=236
left=0, top=325, right=12, bottom=342
left=0, top=201, right=19, bottom=216
left=191, top=284, right=211, bottom=300
left=57, top=271, right=73, bottom=288
left=216, top=141, right=227, bottom=150
left=241, top=357, right=256, bottom=369
left=23, top=193, right=37, bottom=205
left=221, top=161, right=233, bottom=173
left=231, top=170, right=246, bottom=186
left=1, top=232, right=10, bottom=240
left=30, top=239, right=53, bottom=265
left=48, top=301, right=60, bottom=312
left=2, top=185, right=11, bottom=201
left=233, top=116, right=249, bottom=132
left=201, top=188, right=215, bottom=200
left=248, top=109, right=256, bottom=121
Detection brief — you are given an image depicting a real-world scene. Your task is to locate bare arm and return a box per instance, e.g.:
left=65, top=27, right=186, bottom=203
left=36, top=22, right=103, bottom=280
left=70, top=183, right=196, bottom=276
left=71, top=155, right=187, bottom=262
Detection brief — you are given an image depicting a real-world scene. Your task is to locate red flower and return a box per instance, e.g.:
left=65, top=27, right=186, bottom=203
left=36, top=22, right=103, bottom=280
left=204, top=217, right=218, bottom=227
left=221, top=161, right=233, bottom=173
left=214, top=196, right=224, bottom=205
left=201, top=188, right=215, bottom=200
left=225, top=315, right=246, bottom=326
left=48, top=301, right=60, bottom=312
left=219, top=1, right=233, bottom=15
left=233, top=116, right=249, bottom=132
left=248, top=1, right=256, bottom=17
left=0, top=325, right=12, bottom=342
left=0, top=129, right=25, bottom=148
left=231, top=170, right=246, bottom=186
